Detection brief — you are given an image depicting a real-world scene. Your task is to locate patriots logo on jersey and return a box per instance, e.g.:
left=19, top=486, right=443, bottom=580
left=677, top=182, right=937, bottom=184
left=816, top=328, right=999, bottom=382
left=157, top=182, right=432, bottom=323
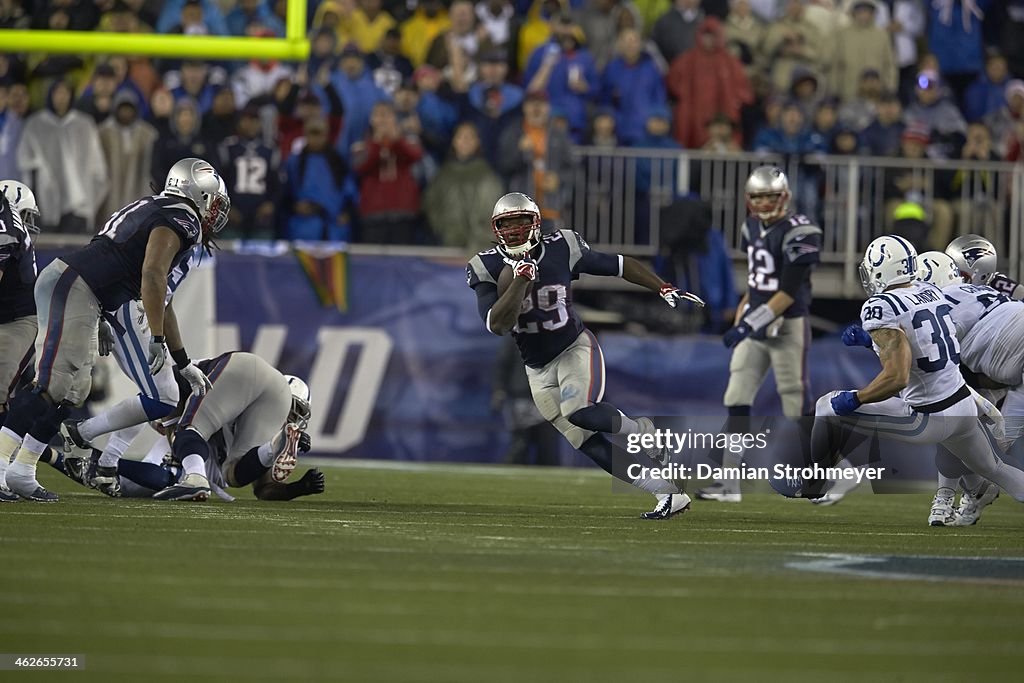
left=172, top=216, right=199, bottom=239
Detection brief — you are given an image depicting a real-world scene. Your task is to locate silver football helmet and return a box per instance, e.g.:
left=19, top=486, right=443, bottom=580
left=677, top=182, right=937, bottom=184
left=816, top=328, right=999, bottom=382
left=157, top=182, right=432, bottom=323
left=859, top=234, right=918, bottom=296
left=284, top=375, right=312, bottom=430
left=745, top=165, right=791, bottom=223
left=0, top=180, right=41, bottom=233
left=946, top=234, right=996, bottom=285
left=491, top=192, right=541, bottom=257
left=916, top=250, right=961, bottom=286
left=163, top=158, right=229, bottom=233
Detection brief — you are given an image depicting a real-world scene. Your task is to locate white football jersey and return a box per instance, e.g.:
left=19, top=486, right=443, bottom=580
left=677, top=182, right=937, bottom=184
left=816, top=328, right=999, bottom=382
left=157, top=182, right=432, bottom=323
left=941, top=283, right=1010, bottom=340
left=860, top=281, right=964, bottom=406
left=959, top=297, right=1024, bottom=387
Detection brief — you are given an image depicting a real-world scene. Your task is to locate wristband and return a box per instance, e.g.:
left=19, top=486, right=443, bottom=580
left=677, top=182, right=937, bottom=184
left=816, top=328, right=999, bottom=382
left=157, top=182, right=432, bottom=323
left=151, top=335, right=166, bottom=344
left=170, top=348, right=190, bottom=368
left=743, top=303, right=777, bottom=332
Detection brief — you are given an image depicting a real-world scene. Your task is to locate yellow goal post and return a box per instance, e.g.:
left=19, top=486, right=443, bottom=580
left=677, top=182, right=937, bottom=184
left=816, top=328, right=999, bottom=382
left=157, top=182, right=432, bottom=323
left=0, top=1, right=309, bottom=61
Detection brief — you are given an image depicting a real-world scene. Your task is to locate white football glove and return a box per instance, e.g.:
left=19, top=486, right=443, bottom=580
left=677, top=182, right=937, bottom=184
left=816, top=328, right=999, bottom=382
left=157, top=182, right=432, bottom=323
left=659, top=283, right=705, bottom=308
left=98, top=320, right=115, bottom=357
left=148, top=336, right=167, bottom=374
left=178, top=362, right=214, bottom=397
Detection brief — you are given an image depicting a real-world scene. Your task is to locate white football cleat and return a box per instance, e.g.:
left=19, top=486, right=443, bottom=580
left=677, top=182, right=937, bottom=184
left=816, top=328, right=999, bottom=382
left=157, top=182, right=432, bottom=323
left=153, top=473, right=211, bottom=502
left=270, top=423, right=302, bottom=482
left=641, top=492, right=692, bottom=520
left=954, top=482, right=999, bottom=526
left=696, top=482, right=741, bottom=503
left=927, top=488, right=957, bottom=527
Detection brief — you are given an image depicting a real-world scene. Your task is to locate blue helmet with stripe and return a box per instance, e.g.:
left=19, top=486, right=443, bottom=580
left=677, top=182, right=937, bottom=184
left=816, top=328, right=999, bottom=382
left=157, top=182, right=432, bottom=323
left=859, top=235, right=918, bottom=296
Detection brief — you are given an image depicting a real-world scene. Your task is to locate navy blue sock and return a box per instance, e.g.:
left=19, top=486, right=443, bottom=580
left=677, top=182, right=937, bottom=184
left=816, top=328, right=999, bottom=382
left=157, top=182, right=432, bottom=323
left=117, top=459, right=176, bottom=491
left=3, top=390, right=49, bottom=438
left=232, top=446, right=269, bottom=486
left=567, top=403, right=622, bottom=433
left=27, top=402, right=69, bottom=444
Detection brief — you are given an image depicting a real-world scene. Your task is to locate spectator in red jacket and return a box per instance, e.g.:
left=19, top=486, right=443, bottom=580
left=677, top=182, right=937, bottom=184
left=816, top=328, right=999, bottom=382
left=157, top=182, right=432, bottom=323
left=666, top=16, right=751, bottom=149
left=352, top=101, right=425, bottom=244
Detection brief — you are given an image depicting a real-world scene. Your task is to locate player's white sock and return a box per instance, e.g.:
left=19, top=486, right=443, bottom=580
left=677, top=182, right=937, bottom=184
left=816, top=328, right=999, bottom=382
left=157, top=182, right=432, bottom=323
left=960, top=473, right=985, bottom=495
left=937, top=473, right=960, bottom=491
left=79, top=396, right=148, bottom=443
left=182, top=454, right=205, bottom=477
left=0, top=427, right=24, bottom=474
left=142, top=436, right=170, bottom=464
left=617, top=412, right=641, bottom=435
left=257, top=441, right=275, bottom=467
left=719, top=448, right=744, bottom=492
left=630, top=473, right=678, bottom=496
left=13, top=434, right=48, bottom=469
left=98, top=424, right=145, bottom=468
left=826, top=458, right=863, bottom=497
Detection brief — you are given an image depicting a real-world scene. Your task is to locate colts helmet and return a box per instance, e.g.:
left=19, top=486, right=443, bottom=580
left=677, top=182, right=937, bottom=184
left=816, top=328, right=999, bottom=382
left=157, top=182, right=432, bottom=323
left=0, top=180, right=41, bottom=233
left=163, top=158, right=230, bottom=234
left=284, top=375, right=312, bottom=430
left=946, top=234, right=997, bottom=285
left=916, top=251, right=961, bottom=286
left=491, top=192, right=541, bottom=257
left=859, top=234, right=918, bottom=296
left=745, top=165, right=791, bottom=223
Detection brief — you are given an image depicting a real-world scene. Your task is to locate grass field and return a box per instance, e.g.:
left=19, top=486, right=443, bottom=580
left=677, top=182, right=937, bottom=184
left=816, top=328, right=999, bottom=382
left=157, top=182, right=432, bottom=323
left=2, top=461, right=1023, bottom=682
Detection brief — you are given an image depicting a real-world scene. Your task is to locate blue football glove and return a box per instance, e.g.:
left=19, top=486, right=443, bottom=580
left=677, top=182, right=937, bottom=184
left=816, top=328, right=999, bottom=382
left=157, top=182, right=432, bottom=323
left=723, top=322, right=752, bottom=349
left=830, top=391, right=861, bottom=416
left=841, top=324, right=873, bottom=348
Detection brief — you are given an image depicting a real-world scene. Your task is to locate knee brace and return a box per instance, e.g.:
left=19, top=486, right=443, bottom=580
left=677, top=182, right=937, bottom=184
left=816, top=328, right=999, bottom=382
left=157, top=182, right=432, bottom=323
left=172, top=427, right=210, bottom=462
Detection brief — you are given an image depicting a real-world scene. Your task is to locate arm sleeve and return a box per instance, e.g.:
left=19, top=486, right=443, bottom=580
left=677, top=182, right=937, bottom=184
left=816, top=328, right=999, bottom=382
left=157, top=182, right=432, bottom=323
left=565, top=230, right=622, bottom=277
left=467, top=257, right=500, bottom=328
left=778, top=222, right=821, bottom=296
left=988, top=273, right=1024, bottom=300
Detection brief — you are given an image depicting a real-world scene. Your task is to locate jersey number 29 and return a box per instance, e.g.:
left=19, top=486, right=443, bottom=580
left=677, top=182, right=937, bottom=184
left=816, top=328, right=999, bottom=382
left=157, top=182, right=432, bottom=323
left=516, top=284, right=569, bottom=334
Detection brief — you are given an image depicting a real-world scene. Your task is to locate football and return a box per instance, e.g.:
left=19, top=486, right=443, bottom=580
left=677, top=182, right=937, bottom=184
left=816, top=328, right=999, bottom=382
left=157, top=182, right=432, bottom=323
left=497, top=264, right=533, bottom=299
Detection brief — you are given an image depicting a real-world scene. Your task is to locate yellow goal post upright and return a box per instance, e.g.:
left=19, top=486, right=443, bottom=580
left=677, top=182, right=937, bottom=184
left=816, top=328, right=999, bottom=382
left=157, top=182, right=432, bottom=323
left=0, top=1, right=309, bottom=61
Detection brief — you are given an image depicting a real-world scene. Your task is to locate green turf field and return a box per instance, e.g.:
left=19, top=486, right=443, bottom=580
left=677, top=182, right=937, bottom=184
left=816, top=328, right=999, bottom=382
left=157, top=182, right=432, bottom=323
left=1, top=462, right=1022, bottom=682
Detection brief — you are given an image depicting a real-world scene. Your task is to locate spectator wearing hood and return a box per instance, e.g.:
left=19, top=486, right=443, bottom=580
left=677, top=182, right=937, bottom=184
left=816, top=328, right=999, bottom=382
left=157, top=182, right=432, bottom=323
left=313, top=0, right=358, bottom=48
left=284, top=117, right=356, bottom=242
left=904, top=69, right=966, bottom=159
left=762, top=0, right=820, bottom=94
left=219, top=105, right=282, bottom=239
left=667, top=16, right=751, bottom=149
left=459, top=48, right=524, bottom=165
left=400, top=0, right=451, bottom=67
left=423, top=121, right=504, bottom=253
left=600, top=28, right=666, bottom=146
left=524, top=18, right=598, bottom=142
left=17, top=79, right=108, bottom=233
left=351, top=0, right=396, bottom=54
left=573, top=0, right=643, bottom=70
left=75, top=63, right=119, bottom=125
left=225, top=0, right=285, bottom=36
left=156, top=0, right=227, bottom=34
left=331, top=44, right=391, bottom=160
left=964, top=52, right=1012, bottom=124
left=151, top=96, right=211, bottom=186
left=861, top=91, right=904, bottom=156
left=827, top=0, right=896, bottom=103
left=652, top=0, right=704, bottom=64
left=97, top=90, right=158, bottom=221
left=788, top=66, right=822, bottom=123
left=993, top=80, right=1024, bottom=159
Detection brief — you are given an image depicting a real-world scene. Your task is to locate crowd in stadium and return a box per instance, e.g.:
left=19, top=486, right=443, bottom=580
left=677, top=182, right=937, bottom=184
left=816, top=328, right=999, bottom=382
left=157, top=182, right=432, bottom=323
left=0, top=0, right=1020, bottom=248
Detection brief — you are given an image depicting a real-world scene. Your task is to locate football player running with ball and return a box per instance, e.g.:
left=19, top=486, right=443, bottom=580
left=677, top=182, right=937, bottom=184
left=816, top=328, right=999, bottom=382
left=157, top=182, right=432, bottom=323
left=698, top=166, right=822, bottom=502
left=803, top=235, right=1024, bottom=507
left=467, top=192, right=705, bottom=519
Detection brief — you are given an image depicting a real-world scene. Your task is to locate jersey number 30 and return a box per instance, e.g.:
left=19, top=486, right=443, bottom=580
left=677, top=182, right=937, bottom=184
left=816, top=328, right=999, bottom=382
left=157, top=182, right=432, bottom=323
left=516, top=284, right=569, bottom=334
left=912, top=305, right=959, bottom=372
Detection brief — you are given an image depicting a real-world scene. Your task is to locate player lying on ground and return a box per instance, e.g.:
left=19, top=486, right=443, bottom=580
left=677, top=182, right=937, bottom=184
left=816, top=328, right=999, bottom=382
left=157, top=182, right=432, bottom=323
left=801, top=235, right=1024, bottom=513
left=0, top=158, right=229, bottom=502
left=467, top=192, right=705, bottom=520
left=0, top=181, right=41, bottom=503
left=699, top=166, right=822, bottom=503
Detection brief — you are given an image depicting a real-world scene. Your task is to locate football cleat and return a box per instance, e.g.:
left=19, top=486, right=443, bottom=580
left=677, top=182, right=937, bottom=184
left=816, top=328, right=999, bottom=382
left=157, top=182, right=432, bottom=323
left=810, top=492, right=846, bottom=506
left=60, top=419, right=92, bottom=455
left=696, top=482, right=742, bottom=503
left=5, top=463, right=57, bottom=502
left=927, top=488, right=957, bottom=527
left=62, top=455, right=91, bottom=486
left=88, top=465, right=121, bottom=498
left=19, top=486, right=60, bottom=503
left=0, top=486, right=20, bottom=503
left=270, top=423, right=302, bottom=483
left=635, top=417, right=669, bottom=465
left=954, top=482, right=999, bottom=526
left=153, top=473, right=211, bottom=502
left=641, top=492, right=692, bottom=520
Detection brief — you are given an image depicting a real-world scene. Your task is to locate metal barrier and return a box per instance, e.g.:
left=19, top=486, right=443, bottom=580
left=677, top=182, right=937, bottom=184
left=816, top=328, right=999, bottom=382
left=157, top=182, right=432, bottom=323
left=568, top=147, right=1024, bottom=297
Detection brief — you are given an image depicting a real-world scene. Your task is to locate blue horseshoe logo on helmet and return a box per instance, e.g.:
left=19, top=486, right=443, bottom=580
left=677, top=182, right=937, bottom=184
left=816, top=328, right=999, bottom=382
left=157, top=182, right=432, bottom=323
left=870, top=243, right=887, bottom=267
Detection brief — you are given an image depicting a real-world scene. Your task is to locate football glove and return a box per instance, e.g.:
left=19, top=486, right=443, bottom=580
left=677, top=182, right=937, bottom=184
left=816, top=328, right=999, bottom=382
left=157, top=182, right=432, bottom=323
left=841, top=324, right=873, bottom=348
left=723, top=322, right=752, bottom=349
left=504, top=255, right=538, bottom=282
left=298, top=431, right=312, bottom=453
left=178, top=362, right=213, bottom=397
left=148, top=336, right=166, bottom=375
left=830, top=391, right=861, bottom=416
left=98, top=320, right=115, bottom=357
left=659, top=284, right=705, bottom=308
left=298, top=468, right=325, bottom=495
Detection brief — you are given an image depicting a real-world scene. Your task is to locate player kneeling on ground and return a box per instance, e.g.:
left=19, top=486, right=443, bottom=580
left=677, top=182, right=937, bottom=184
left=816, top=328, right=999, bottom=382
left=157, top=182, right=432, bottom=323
left=803, top=235, right=1024, bottom=511
left=467, top=193, right=705, bottom=519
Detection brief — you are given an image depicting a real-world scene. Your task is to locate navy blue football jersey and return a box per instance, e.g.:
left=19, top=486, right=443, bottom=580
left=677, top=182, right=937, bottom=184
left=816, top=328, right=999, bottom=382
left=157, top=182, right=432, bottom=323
left=0, top=195, right=38, bottom=324
left=467, top=230, right=622, bottom=368
left=218, top=136, right=281, bottom=219
left=62, top=195, right=201, bottom=311
left=741, top=213, right=822, bottom=318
